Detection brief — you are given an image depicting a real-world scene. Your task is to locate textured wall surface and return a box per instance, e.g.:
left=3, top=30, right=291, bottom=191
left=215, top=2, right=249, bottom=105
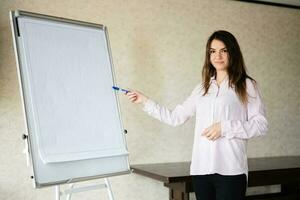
left=0, top=0, right=299, bottom=199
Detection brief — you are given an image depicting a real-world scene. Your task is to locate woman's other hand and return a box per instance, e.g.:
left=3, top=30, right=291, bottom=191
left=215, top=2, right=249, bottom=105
left=202, top=122, right=222, bottom=141
left=126, top=90, right=148, bottom=105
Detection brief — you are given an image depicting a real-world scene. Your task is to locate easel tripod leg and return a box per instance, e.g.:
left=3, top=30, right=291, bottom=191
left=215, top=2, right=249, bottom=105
left=105, top=178, right=115, bottom=200
left=66, top=184, right=75, bottom=200
left=55, top=185, right=60, bottom=200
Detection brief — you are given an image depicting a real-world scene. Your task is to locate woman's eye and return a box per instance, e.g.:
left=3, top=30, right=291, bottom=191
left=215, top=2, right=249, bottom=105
left=210, top=50, right=215, bottom=54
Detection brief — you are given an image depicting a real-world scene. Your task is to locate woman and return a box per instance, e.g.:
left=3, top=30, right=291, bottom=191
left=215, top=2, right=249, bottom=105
left=126, top=30, right=268, bottom=200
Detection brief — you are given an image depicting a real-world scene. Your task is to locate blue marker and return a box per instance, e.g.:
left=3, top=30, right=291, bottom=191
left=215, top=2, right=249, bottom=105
left=112, top=86, right=130, bottom=94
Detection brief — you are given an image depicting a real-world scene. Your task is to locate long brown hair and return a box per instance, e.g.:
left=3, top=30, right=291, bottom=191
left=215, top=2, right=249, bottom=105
left=202, top=30, right=255, bottom=105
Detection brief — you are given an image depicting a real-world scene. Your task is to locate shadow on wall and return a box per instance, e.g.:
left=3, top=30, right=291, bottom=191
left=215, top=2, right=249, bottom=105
left=0, top=15, right=21, bottom=115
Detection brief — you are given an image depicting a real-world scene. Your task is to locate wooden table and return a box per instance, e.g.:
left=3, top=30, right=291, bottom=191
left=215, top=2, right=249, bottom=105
left=131, top=156, right=300, bottom=200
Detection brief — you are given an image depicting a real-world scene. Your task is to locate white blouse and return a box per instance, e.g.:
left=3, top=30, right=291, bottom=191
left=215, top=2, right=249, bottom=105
left=142, top=77, right=268, bottom=177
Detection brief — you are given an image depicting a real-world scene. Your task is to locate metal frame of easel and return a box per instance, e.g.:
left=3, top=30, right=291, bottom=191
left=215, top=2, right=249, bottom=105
left=55, top=178, right=114, bottom=200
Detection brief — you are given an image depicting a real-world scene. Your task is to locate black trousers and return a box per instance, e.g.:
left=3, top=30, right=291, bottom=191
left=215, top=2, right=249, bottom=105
left=192, top=173, right=247, bottom=200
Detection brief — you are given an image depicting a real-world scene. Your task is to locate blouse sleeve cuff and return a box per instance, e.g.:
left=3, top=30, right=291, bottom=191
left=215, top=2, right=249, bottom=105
left=142, top=99, right=156, bottom=113
left=221, top=121, right=233, bottom=139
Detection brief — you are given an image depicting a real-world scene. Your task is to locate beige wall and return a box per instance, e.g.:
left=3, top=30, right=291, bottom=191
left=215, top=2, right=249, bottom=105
left=1, top=0, right=299, bottom=199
